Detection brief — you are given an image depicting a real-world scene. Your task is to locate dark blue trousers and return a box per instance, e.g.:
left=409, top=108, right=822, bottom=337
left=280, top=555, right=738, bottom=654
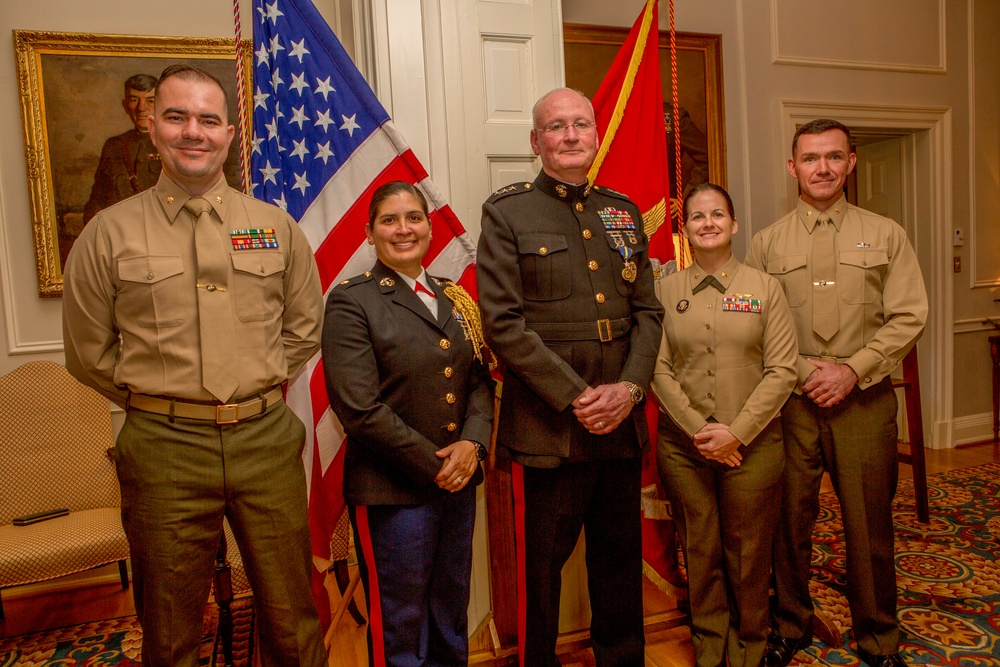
left=350, top=484, right=476, bottom=667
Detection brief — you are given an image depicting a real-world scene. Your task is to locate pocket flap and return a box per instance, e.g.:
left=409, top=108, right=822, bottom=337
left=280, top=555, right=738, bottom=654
left=118, top=255, right=184, bottom=284
left=231, top=251, right=285, bottom=277
left=517, top=233, right=568, bottom=256
left=839, top=249, right=889, bottom=269
left=765, top=254, right=808, bottom=275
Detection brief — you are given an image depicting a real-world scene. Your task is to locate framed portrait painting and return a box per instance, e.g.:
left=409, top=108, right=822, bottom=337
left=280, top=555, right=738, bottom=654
left=13, top=30, right=252, bottom=297
left=563, top=25, right=726, bottom=204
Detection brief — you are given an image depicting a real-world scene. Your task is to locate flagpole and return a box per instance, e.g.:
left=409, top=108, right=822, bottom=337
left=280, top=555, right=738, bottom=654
left=667, top=0, right=689, bottom=268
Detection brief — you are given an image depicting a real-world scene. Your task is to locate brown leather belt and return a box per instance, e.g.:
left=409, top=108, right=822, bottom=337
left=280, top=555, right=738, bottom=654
left=128, top=387, right=283, bottom=424
left=531, top=317, right=632, bottom=343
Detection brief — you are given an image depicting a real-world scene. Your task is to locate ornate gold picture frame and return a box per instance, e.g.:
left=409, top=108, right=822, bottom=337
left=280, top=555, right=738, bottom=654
left=563, top=25, right=727, bottom=201
left=13, top=30, right=252, bottom=297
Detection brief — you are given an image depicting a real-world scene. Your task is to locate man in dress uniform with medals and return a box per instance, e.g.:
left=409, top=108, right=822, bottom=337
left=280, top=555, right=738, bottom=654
left=748, top=118, right=927, bottom=667
left=477, top=87, right=664, bottom=666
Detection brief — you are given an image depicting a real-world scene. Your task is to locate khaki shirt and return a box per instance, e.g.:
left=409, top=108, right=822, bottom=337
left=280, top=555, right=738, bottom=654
left=747, top=197, right=928, bottom=389
left=63, top=173, right=323, bottom=406
left=651, top=256, right=798, bottom=445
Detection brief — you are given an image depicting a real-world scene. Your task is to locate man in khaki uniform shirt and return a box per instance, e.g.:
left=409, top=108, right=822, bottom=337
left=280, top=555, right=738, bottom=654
left=62, top=65, right=326, bottom=667
left=747, top=119, right=928, bottom=667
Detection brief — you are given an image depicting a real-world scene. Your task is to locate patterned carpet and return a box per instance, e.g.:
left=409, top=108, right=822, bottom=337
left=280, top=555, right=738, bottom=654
left=0, top=597, right=254, bottom=666
left=799, top=462, right=1000, bottom=665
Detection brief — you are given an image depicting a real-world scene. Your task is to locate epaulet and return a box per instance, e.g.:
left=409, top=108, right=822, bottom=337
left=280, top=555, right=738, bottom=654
left=486, top=182, right=533, bottom=203
left=335, top=271, right=375, bottom=289
left=591, top=183, right=634, bottom=204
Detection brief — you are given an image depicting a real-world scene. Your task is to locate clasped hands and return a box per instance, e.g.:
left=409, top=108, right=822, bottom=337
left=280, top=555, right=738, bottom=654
left=434, top=439, right=479, bottom=493
left=804, top=359, right=858, bottom=408
left=572, top=383, right=633, bottom=435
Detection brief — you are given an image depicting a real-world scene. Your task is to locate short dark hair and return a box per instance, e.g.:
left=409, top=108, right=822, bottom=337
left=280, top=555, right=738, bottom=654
left=682, top=182, right=735, bottom=220
left=154, top=64, right=230, bottom=119
left=367, top=181, right=429, bottom=227
left=792, top=118, right=852, bottom=156
left=123, top=74, right=157, bottom=97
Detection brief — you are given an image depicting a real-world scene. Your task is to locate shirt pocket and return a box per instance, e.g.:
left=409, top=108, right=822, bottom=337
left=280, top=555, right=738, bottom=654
left=838, top=249, right=889, bottom=304
left=117, top=255, right=187, bottom=328
left=765, top=254, right=809, bottom=308
left=231, top=251, right=285, bottom=322
left=516, top=233, right=570, bottom=301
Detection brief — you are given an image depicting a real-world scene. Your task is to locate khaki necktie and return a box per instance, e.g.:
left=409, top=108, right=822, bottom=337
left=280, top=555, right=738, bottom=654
left=184, top=197, right=239, bottom=402
left=812, top=215, right=839, bottom=340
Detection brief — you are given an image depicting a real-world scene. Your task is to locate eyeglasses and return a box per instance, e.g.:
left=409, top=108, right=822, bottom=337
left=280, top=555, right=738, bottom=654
left=536, top=120, right=597, bottom=135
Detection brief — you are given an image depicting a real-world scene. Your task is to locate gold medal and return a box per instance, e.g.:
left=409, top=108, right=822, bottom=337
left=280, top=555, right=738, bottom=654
left=622, top=260, right=637, bottom=283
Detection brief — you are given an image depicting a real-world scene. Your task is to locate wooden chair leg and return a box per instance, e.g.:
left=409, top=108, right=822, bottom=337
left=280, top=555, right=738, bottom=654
left=812, top=605, right=842, bottom=648
left=332, top=559, right=366, bottom=626
left=213, top=533, right=234, bottom=667
left=117, top=560, right=130, bottom=590
left=0, top=590, right=5, bottom=622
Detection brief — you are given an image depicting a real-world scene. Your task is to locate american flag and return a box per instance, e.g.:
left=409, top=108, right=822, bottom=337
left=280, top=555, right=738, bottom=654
left=250, top=0, right=478, bottom=627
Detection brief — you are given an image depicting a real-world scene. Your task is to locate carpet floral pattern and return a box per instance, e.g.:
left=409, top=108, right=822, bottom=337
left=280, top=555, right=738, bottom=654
left=0, top=597, right=254, bottom=666
left=797, top=462, right=1000, bottom=665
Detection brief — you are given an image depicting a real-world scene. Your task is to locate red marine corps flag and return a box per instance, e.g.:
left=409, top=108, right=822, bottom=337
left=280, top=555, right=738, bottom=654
left=586, top=0, right=686, bottom=597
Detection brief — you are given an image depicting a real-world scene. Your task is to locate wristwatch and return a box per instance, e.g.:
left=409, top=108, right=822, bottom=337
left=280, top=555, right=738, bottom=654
left=621, top=380, right=645, bottom=404
left=474, top=442, right=488, bottom=461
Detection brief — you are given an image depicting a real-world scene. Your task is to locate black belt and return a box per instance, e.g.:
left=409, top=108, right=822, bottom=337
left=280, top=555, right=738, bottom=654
left=128, top=386, right=283, bottom=424
left=531, top=317, right=631, bottom=343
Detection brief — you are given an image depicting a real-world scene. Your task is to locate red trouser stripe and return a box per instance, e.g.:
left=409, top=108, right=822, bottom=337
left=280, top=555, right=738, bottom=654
left=354, top=506, right=386, bottom=667
left=511, top=462, right=528, bottom=667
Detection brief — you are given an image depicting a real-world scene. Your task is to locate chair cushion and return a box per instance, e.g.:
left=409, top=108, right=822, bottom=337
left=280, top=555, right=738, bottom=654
left=0, top=507, right=129, bottom=588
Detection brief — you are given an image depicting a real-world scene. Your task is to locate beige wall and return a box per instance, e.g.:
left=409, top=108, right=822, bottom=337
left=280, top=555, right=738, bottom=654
left=1, top=0, right=997, bottom=444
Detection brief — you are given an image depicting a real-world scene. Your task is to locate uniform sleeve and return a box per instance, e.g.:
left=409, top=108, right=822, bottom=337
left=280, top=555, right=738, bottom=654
left=477, top=200, right=589, bottom=411
left=728, top=277, right=798, bottom=444
left=650, top=307, right=709, bottom=439
left=845, top=224, right=928, bottom=388
left=280, top=217, right=323, bottom=379
left=62, top=216, right=129, bottom=407
left=322, top=287, right=444, bottom=485
left=83, top=138, right=117, bottom=223
left=461, top=354, right=496, bottom=448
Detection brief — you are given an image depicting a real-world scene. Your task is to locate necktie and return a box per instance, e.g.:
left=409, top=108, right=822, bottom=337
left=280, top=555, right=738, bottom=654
left=812, top=215, right=840, bottom=340
left=184, top=197, right=240, bottom=402
left=692, top=274, right=726, bottom=294
left=414, top=280, right=438, bottom=317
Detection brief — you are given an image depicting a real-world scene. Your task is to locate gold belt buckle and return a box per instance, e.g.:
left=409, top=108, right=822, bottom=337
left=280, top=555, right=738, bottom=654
left=597, top=318, right=612, bottom=342
left=820, top=355, right=837, bottom=363
left=216, top=403, right=241, bottom=424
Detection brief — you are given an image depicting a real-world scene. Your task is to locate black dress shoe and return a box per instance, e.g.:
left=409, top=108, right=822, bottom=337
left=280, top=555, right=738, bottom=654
left=762, top=634, right=813, bottom=667
left=858, top=649, right=906, bottom=666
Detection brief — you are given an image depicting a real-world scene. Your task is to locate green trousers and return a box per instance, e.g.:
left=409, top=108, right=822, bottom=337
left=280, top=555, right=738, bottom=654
left=115, top=400, right=326, bottom=667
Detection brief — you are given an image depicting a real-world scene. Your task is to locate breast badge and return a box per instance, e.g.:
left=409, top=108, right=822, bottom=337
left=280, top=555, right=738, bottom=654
left=676, top=299, right=690, bottom=313
left=721, top=295, right=761, bottom=313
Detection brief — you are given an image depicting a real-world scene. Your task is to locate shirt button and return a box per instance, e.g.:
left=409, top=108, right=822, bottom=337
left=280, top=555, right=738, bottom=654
left=446, top=422, right=458, bottom=432
left=582, top=229, right=593, bottom=240
left=445, top=393, right=457, bottom=404
left=588, top=260, right=599, bottom=271
left=444, top=366, right=454, bottom=378
left=706, top=347, right=713, bottom=353
left=707, top=392, right=714, bottom=399
left=439, top=339, right=450, bottom=350
left=595, top=293, right=606, bottom=304
left=707, top=304, right=712, bottom=309
left=707, top=370, right=713, bottom=376
left=146, top=272, right=154, bottom=280
left=705, top=324, right=711, bottom=330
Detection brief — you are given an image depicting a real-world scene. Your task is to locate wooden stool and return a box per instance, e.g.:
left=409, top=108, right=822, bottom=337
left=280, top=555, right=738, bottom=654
left=893, top=347, right=929, bottom=523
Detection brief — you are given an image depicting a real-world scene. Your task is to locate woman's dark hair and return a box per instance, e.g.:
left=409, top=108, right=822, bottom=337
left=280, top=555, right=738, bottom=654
left=367, top=181, right=429, bottom=227
left=682, top=182, right=735, bottom=220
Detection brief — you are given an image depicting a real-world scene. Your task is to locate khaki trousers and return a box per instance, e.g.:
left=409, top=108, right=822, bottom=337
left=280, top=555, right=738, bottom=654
left=773, top=378, right=900, bottom=655
left=115, top=400, right=326, bottom=667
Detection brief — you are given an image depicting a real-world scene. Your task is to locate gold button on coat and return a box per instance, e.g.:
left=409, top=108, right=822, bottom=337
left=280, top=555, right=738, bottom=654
left=445, top=393, right=457, bottom=404
left=575, top=202, right=584, bottom=213
left=444, top=366, right=454, bottom=378
left=539, top=247, right=548, bottom=255
left=439, top=339, right=450, bottom=350
left=446, top=422, right=458, bottom=432
left=588, top=260, right=598, bottom=271
left=595, top=293, right=606, bottom=304
left=582, top=230, right=593, bottom=239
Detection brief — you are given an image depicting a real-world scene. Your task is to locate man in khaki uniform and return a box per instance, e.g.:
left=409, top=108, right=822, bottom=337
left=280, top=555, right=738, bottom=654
left=63, top=64, right=326, bottom=667
left=747, top=119, right=928, bottom=667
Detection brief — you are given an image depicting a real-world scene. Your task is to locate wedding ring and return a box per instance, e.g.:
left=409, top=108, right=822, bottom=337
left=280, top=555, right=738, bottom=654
left=597, top=421, right=605, bottom=429
left=456, top=476, right=464, bottom=484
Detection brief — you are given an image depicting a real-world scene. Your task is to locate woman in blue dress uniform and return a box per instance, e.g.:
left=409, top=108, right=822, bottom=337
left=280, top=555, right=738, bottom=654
left=322, top=181, right=495, bottom=666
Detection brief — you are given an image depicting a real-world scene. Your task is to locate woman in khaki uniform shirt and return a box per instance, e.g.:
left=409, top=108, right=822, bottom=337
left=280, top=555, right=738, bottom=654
left=651, top=183, right=798, bottom=667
